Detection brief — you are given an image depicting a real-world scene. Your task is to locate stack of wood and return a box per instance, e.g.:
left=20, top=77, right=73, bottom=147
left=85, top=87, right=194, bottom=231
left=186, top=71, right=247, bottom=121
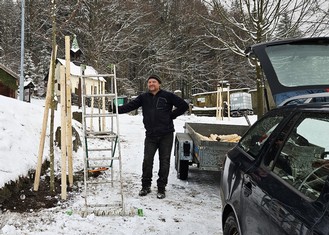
left=209, top=134, right=241, bottom=142
left=196, top=132, right=241, bottom=142
left=195, top=132, right=242, bottom=142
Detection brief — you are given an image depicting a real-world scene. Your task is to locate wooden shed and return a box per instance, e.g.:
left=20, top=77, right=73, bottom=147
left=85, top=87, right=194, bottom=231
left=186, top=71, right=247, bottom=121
left=24, top=80, right=35, bottom=102
left=0, top=64, right=19, bottom=98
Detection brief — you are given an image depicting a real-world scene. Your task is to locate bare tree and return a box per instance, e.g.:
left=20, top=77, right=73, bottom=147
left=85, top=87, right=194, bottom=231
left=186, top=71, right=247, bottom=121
left=49, top=0, right=57, bottom=192
left=0, top=0, right=21, bottom=69
left=2, top=0, right=328, bottom=107
left=203, top=0, right=329, bottom=117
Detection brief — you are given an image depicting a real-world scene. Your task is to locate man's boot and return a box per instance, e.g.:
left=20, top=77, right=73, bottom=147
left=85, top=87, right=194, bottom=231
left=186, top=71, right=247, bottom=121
left=139, top=187, right=151, bottom=196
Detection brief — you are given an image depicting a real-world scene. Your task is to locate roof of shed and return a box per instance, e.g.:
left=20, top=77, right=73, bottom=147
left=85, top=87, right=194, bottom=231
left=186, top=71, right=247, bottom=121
left=0, top=64, right=19, bottom=80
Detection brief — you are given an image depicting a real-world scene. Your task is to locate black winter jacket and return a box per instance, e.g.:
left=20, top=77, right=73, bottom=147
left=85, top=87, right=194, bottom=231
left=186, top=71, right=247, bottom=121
left=118, top=89, right=189, bottom=137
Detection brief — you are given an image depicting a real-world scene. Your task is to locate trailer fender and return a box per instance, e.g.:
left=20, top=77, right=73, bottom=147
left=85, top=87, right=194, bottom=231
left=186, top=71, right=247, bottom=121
left=174, top=133, right=193, bottom=180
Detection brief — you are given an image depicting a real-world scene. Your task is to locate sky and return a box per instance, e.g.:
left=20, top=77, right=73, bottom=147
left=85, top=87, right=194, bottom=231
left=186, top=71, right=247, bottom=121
left=0, top=95, right=255, bottom=235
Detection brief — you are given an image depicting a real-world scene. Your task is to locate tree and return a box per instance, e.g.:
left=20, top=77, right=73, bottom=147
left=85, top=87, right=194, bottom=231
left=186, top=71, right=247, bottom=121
left=0, top=0, right=21, bottom=69
left=23, top=49, right=38, bottom=84
left=1, top=0, right=328, bottom=106
left=274, top=10, right=302, bottom=40
left=203, top=0, right=329, bottom=117
left=49, top=0, right=57, bottom=193
left=35, top=46, right=51, bottom=96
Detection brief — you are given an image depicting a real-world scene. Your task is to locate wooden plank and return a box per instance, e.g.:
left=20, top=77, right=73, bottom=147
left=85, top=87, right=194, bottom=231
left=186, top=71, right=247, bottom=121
left=34, top=46, right=57, bottom=191
left=65, top=36, right=74, bottom=187
left=102, top=81, right=106, bottom=131
left=90, top=95, right=94, bottom=131
left=60, top=65, right=67, bottom=200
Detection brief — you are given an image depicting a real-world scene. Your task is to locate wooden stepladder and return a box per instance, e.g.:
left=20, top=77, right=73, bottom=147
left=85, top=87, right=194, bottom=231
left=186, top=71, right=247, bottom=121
left=80, top=65, right=125, bottom=216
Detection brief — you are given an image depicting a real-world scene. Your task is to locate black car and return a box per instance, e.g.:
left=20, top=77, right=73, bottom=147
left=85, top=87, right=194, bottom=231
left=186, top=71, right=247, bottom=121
left=220, top=38, right=329, bottom=235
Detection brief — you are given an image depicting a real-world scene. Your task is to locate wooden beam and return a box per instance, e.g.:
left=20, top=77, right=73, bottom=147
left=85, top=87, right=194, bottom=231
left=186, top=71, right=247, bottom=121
left=60, top=65, right=67, bottom=200
left=34, top=46, right=57, bottom=191
left=102, top=81, right=106, bottom=131
left=65, top=36, right=74, bottom=187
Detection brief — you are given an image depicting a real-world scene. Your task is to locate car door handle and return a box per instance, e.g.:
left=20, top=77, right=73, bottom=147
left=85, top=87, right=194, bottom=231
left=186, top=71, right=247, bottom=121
left=243, top=181, right=252, bottom=197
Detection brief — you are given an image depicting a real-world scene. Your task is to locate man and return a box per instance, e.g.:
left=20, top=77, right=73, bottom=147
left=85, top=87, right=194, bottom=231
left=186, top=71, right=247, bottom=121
left=117, top=74, right=189, bottom=199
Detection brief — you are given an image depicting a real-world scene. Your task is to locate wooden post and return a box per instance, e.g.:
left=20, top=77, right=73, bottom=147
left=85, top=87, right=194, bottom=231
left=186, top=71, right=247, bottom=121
left=219, top=86, right=222, bottom=120
left=60, top=65, right=67, bottom=200
left=90, top=82, right=94, bottom=131
left=227, top=84, right=230, bottom=120
left=102, top=81, right=106, bottom=131
left=97, top=78, right=101, bottom=132
left=34, top=46, right=57, bottom=191
left=65, top=36, right=73, bottom=187
left=216, top=85, right=219, bottom=119
left=216, top=85, right=222, bottom=120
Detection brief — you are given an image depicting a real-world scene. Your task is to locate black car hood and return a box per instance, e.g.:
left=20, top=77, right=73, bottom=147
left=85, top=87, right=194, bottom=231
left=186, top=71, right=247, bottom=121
left=245, top=37, right=329, bottom=105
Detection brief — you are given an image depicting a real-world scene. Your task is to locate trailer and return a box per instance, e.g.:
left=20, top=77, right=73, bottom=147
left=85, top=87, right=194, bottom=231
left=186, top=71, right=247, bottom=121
left=174, top=122, right=249, bottom=180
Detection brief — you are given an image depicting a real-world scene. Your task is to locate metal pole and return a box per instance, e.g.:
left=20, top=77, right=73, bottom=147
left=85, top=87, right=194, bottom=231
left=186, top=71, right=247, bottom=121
left=19, top=0, right=25, bottom=101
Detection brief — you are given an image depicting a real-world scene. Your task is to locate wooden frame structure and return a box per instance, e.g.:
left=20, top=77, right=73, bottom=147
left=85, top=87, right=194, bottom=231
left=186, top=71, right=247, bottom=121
left=34, top=36, right=74, bottom=200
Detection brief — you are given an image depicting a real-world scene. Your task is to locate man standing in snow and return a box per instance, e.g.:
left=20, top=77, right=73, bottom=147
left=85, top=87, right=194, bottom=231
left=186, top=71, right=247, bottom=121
left=116, top=74, right=188, bottom=199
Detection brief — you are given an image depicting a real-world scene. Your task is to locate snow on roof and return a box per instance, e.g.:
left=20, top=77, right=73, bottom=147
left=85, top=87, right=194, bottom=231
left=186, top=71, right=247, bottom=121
left=24, top=79, right=35, bottom=88
left=57, top=58, right=106, bottom=82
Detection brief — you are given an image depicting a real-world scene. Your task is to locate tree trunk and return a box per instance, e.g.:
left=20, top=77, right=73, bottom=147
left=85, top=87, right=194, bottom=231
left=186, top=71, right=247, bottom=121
left=49, top=0, right=57, bottom=193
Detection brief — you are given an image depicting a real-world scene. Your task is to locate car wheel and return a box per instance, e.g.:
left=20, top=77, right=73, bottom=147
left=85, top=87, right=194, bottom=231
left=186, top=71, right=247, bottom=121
left=178, top=160, right=189, bottom=180
left=223, top=212, right=240, bottom=235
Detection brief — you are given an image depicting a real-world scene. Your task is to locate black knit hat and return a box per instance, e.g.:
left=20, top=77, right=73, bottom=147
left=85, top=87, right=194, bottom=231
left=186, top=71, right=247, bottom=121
left=147, top=74, right=162, bottom=84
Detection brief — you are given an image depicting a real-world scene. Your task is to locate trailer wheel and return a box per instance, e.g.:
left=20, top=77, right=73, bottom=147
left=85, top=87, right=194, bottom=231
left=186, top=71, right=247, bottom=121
left=178, top=160, right=189, bottom=180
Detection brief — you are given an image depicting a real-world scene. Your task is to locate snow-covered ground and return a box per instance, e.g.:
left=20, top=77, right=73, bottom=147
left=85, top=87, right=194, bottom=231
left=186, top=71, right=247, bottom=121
left=0, top=95, right=256, bottom=235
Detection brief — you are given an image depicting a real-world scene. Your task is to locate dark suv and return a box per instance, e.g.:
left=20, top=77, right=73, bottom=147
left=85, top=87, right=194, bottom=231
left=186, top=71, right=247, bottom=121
left=220, top=38, right=329, bottom=235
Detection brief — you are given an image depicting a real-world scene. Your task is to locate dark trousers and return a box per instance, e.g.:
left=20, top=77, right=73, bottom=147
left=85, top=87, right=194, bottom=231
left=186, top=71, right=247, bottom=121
left=141, top=132, right=174, bottom=190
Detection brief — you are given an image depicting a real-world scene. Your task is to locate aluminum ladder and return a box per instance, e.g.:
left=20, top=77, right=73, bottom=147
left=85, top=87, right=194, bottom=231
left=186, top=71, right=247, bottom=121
left=80, top=65, right=125, bottom=216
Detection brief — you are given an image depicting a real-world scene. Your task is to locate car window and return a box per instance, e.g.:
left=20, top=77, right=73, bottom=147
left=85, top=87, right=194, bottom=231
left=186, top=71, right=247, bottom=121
left=265, top=44, right=329, bottom=87
left=265, top=112, right=329, bottom=200
left=239, top=114, right=284, bottom=158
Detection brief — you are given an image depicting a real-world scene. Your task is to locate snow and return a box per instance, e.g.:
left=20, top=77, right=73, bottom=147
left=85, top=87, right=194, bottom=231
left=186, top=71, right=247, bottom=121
left=0, top=95, right=256, bottom=235
left=57, top=58, right=106, bottom=81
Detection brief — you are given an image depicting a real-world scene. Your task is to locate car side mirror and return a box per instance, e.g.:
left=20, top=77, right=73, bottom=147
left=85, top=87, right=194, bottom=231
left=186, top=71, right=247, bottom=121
left=320, top=151, right=329, bottom=159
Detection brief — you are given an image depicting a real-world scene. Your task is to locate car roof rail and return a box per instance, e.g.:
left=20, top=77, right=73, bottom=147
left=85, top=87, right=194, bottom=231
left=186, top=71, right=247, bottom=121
left=279, top=92, right=329, bottom=106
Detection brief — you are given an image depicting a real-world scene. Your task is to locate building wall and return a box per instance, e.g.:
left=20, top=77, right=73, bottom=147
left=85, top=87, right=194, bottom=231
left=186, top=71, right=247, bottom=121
left=54, top=64, right=105, bottom=96
left=0, top=66, right=18, bottom=98
left=0, top=82, right=16, bottom=98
